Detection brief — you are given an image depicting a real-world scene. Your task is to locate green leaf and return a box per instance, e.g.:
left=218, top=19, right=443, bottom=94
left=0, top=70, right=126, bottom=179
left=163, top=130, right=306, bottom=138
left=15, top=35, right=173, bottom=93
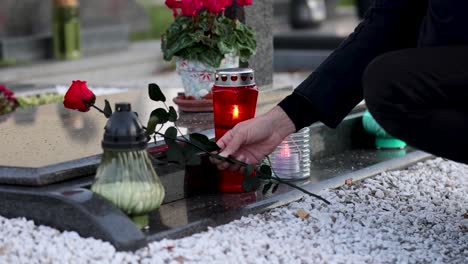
left=168, top=106, right=178, bottom=122
left=206, top=142, right=221, bottom=152
left=164, top=126, right=178, bottom=145
left=148, top=83, right=166, bottom=102
left=272, top=184, right=279, bottom=193
left=262, top=182, right=273, bottom=195
left=242, top=173, right=261, bottom=192
left=258, top=165, right=272, bottom=179
left=145, top=115, right=158, bottom=137
left=103, top=100, right=112, bottom=118
left=244, top=164, right=254, bottom=178
left=146, top=108, right=169, bottom=137
left=190, top=133, right=220, bottom=152
left=151, top=108, right=169, bottom=124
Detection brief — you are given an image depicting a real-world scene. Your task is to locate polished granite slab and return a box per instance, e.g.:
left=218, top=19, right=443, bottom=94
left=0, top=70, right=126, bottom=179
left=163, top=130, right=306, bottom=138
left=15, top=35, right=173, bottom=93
left=0, top=88, right=182, bottom=168
left=0, top=85, right=293, bottom=185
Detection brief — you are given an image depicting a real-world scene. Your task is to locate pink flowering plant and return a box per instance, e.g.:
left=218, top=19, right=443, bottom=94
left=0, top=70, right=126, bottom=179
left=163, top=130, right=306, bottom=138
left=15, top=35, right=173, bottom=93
left=162, top=0, right=256, bottom=68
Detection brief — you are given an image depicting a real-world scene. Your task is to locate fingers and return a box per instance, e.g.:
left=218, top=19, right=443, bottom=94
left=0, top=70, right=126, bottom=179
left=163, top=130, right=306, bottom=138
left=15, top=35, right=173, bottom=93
left=209, top=154, right=247, bottom=172
left=208, top=150, right=232, bottom=171
left=218, top=129, right=245, bottom=158
left=210, top=123, right=248, bottom=171
left=211, top=153, right=237, bottom=171
left=227, top=154, right=245, bottom=172
left=216, top=137, right=226, bottom=150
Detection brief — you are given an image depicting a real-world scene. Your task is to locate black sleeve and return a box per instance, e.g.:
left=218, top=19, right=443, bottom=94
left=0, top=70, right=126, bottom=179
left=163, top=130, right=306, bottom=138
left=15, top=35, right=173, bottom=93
left=278, top=0, right=428, bottom=130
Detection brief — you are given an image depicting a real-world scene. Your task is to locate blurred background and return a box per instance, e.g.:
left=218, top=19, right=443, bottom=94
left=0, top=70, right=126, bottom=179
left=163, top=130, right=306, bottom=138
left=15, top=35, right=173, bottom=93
left=0, top=0, right=368, bottom=89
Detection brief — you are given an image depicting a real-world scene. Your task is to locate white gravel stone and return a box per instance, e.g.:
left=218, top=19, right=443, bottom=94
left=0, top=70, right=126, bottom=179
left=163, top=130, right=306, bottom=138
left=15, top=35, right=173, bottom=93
left=0, top=158, right=467, bottom=263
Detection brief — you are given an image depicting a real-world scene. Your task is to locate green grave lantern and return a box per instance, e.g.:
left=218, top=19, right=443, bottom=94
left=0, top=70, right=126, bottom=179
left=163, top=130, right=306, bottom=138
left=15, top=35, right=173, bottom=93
left=91, top=103, right=165, bottom=228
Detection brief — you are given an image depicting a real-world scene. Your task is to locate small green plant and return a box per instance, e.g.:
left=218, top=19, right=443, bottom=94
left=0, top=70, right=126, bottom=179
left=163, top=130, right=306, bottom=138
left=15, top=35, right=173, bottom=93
left=162, top=10, right=256, bottom=68
left=161, top=1, right=256, bottom=68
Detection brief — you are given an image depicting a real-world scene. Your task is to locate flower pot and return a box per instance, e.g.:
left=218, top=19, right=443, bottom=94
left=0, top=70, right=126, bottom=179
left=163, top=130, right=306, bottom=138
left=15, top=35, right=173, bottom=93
left=176, top=53, right=239, bottom=99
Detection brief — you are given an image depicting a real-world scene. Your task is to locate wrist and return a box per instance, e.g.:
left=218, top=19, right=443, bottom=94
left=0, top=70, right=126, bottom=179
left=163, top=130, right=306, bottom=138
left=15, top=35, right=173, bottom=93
left=264, top=106, right=296, bottom=138
left=278, top=93, right=319, bottom=130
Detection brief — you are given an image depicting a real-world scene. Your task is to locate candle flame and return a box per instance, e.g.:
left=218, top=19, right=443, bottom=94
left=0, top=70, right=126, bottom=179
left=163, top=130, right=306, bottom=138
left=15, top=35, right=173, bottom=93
left=280, top=142, right=291, bottom=157
left=233, top=105, right=239, bottom=119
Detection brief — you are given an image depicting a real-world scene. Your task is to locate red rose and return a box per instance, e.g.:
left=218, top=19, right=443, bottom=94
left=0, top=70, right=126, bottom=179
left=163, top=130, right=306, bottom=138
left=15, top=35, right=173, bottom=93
left=236, top=0, right=252, bottom=6
left=63, top=80, right=96, bottom=112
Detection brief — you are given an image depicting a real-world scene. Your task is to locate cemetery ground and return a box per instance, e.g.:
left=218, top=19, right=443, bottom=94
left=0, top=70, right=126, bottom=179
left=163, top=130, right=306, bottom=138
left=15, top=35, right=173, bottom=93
left=0, top=3, right=466, bottom=263
left=0, top=158, right=466, bottom=263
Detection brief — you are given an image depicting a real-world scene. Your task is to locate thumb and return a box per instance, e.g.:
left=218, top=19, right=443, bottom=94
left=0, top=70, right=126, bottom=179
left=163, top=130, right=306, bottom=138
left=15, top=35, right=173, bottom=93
left=218, top=130, right=244, bottom=158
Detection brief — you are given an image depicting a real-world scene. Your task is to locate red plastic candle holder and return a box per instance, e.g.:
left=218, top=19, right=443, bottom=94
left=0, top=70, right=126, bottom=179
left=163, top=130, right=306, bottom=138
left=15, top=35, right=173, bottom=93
left=212, top=68, right=258, bottom=193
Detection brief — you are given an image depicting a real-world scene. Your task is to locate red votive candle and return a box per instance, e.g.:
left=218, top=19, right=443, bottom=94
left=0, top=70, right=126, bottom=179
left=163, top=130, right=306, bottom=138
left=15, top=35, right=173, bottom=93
left=212, top=68, right=258, bottom=193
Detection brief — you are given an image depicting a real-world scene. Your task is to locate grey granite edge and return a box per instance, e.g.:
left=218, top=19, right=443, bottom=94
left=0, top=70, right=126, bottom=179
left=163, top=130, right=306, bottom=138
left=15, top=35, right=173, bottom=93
left=146, top=218, right=217, bottom=242
left=0, top=167, right=39, bottom=181
left=37, top=156, right=101, bottom=185
left=0, top=155, right=101, bottom=186
left=0, top=187, right=147, bottom=251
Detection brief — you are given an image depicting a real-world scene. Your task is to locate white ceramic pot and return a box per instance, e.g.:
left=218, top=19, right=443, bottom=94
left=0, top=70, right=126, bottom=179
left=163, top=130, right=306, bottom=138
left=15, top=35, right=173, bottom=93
left=176, top=53, right=239, bottom=99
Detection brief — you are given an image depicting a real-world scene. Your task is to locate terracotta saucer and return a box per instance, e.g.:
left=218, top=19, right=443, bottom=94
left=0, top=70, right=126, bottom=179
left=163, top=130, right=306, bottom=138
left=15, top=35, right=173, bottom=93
left=173, top=95, right=213, bottom=112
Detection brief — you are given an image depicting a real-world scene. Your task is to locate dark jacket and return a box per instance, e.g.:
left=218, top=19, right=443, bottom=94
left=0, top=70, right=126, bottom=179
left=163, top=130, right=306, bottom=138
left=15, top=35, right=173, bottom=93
left=278, top=0, right=468, bottom=130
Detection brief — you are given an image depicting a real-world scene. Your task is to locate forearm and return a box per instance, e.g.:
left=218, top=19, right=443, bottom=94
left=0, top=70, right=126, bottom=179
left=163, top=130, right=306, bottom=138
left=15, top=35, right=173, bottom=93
left=279, top=0, right=428, bottom=130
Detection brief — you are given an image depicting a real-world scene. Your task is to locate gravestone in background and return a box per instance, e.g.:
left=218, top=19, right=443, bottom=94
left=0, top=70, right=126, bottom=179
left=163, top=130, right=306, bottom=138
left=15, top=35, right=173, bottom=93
left=245, top=0, right=273, bottom=89
left=226, top=0, right=273, bottom=89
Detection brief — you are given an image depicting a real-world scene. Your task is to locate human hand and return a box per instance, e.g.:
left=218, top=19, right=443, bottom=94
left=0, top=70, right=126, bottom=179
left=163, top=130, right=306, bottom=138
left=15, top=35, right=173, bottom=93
left=210, top=106, right=296, bottom=171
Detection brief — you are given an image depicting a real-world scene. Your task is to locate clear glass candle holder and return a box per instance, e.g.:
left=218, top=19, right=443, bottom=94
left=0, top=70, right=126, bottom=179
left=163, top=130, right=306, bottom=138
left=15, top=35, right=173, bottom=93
left=269, top=127, right=310, bottom=181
